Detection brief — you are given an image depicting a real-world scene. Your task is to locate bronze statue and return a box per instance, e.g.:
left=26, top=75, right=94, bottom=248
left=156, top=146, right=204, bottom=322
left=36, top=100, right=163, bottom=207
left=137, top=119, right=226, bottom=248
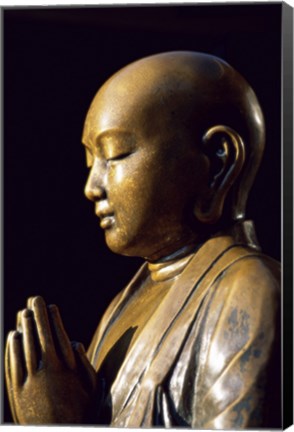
left=5, top=52, right=281, bottom=428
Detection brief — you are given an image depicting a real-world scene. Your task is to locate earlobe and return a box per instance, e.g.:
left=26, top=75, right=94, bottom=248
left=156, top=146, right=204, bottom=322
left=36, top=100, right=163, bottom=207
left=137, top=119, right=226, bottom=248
left=194, top=125, right=245, bottom=224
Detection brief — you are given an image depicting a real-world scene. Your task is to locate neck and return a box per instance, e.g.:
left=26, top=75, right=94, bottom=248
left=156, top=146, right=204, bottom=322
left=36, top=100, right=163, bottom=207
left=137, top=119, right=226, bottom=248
left=146, top=233, right=201, bottom=263
left=144, top=219, right=258, bottom=263
left=149, top=242, right=199, bottom=264
left=147, top=243, right=198, bottom=282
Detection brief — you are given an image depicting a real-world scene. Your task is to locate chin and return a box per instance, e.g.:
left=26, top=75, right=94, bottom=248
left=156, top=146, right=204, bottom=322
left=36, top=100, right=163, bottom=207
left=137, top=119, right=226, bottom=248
left=104, top=232, right=142, bottom=257
left=104, top=225, right=164, bottom=259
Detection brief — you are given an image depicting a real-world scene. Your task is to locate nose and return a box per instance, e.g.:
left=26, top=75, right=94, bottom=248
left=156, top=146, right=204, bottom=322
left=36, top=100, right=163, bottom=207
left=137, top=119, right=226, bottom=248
left=84, top=159, right=107, bottom=202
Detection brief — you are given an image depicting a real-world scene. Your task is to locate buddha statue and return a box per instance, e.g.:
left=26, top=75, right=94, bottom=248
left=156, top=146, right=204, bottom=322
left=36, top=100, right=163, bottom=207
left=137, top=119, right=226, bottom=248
left=5, top=51, right=281, bottom=428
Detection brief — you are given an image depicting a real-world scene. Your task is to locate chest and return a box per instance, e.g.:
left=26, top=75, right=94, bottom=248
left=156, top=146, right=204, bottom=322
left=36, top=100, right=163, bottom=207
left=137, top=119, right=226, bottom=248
left=95, top=276, right=171, bottom=386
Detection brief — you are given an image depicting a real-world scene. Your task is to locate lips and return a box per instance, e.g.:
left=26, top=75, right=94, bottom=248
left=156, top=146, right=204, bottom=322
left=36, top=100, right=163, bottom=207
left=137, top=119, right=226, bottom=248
left=100, top=215, right=115, bottom=229
left=95, top=202, right=115, bottom=229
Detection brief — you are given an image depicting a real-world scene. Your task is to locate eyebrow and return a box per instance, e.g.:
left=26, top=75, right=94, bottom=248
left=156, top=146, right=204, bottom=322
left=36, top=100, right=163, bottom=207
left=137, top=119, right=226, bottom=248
left=95, top=129, right=134, bottom=146
left=82, top=129, right=135, bottom=153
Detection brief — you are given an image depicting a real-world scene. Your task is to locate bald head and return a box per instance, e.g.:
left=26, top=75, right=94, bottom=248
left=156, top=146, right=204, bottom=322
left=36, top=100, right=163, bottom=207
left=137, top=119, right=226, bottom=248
left=83, top=52, right=265, bottom=226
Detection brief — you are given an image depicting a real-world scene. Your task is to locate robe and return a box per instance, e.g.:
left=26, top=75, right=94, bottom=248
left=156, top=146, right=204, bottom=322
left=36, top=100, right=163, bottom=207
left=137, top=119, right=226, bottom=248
left=87, top=222, right=281, bottom=428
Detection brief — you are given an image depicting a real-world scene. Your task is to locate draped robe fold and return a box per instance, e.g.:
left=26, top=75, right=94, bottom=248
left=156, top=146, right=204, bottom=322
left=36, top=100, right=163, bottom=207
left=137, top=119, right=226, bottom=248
left=87, top=228, right=281, bottom=428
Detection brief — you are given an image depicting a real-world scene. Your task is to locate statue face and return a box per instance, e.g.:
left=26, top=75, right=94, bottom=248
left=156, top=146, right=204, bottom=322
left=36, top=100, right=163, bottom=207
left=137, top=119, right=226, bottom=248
left=82, top=67, right=209, bottom=261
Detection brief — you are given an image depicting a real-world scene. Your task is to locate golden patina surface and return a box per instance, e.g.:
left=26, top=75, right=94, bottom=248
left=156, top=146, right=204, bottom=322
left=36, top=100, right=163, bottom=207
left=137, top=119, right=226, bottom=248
left=5, top=52, right=280, bottom=428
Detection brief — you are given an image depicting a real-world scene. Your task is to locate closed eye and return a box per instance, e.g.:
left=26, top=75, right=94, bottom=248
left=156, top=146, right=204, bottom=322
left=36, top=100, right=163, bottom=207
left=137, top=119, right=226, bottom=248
left=106, top=151, right=134, bottom=162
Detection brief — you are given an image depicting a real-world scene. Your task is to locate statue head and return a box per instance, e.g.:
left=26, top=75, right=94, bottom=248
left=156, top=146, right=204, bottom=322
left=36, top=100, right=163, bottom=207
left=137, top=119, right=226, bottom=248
left=82, top=51, right=265, bottom=261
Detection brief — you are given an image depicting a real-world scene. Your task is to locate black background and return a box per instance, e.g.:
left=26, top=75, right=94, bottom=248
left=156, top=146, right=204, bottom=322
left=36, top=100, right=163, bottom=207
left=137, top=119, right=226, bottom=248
left=3, top=4, right=281, bottom=423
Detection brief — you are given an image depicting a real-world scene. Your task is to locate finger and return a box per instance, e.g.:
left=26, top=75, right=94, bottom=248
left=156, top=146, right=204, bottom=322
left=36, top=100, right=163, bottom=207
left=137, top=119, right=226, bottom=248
left=16, top=311, right=23, bottom=332
left=72, top=341, right=96, bottom=393
left=72, top=340, right=86, bottom=357
left=31, top=296, right=57, bottom=363
left=5, top=332, right=13, bottom=382
left=21, top=309, right=38, bottom=374
left=5, top=333, right=19, bottom=423
left=48, top=304, right=76, bottom=370
left=9, top=331, right=24, bottom=387
left=27, top=296, right=36, bottom=310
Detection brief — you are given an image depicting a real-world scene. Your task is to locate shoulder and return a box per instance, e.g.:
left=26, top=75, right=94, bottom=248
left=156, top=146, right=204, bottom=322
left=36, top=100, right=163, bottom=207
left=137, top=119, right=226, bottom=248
left=197, top=250, right=280, bottom=386
left=188, top=251, right=281, bottom=427
left=214, top=251, right=280, bottom=313
left=205, top=250, right=280, bottom=344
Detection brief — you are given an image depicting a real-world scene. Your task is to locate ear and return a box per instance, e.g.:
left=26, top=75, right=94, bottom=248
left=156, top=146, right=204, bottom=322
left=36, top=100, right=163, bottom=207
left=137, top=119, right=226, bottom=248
left=194, top=125, right=245, bottom=224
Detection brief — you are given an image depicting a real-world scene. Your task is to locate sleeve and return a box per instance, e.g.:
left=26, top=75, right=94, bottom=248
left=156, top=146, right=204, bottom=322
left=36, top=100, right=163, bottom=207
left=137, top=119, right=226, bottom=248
left=190, top=256, right=281, bottom=429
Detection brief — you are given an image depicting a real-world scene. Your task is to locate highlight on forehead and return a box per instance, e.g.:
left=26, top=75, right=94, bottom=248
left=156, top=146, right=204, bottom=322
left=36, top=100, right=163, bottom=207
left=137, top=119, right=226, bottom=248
left=83, top=52, right=232, bottom=139
left=82, top=51, right=262, bottom=159
left=104, top=51, right=228, bottom=98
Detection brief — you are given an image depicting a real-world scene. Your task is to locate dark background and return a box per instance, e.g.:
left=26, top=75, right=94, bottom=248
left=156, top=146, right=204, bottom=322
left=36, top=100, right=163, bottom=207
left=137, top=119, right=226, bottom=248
left=3, top=4, right=281, bottom=423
